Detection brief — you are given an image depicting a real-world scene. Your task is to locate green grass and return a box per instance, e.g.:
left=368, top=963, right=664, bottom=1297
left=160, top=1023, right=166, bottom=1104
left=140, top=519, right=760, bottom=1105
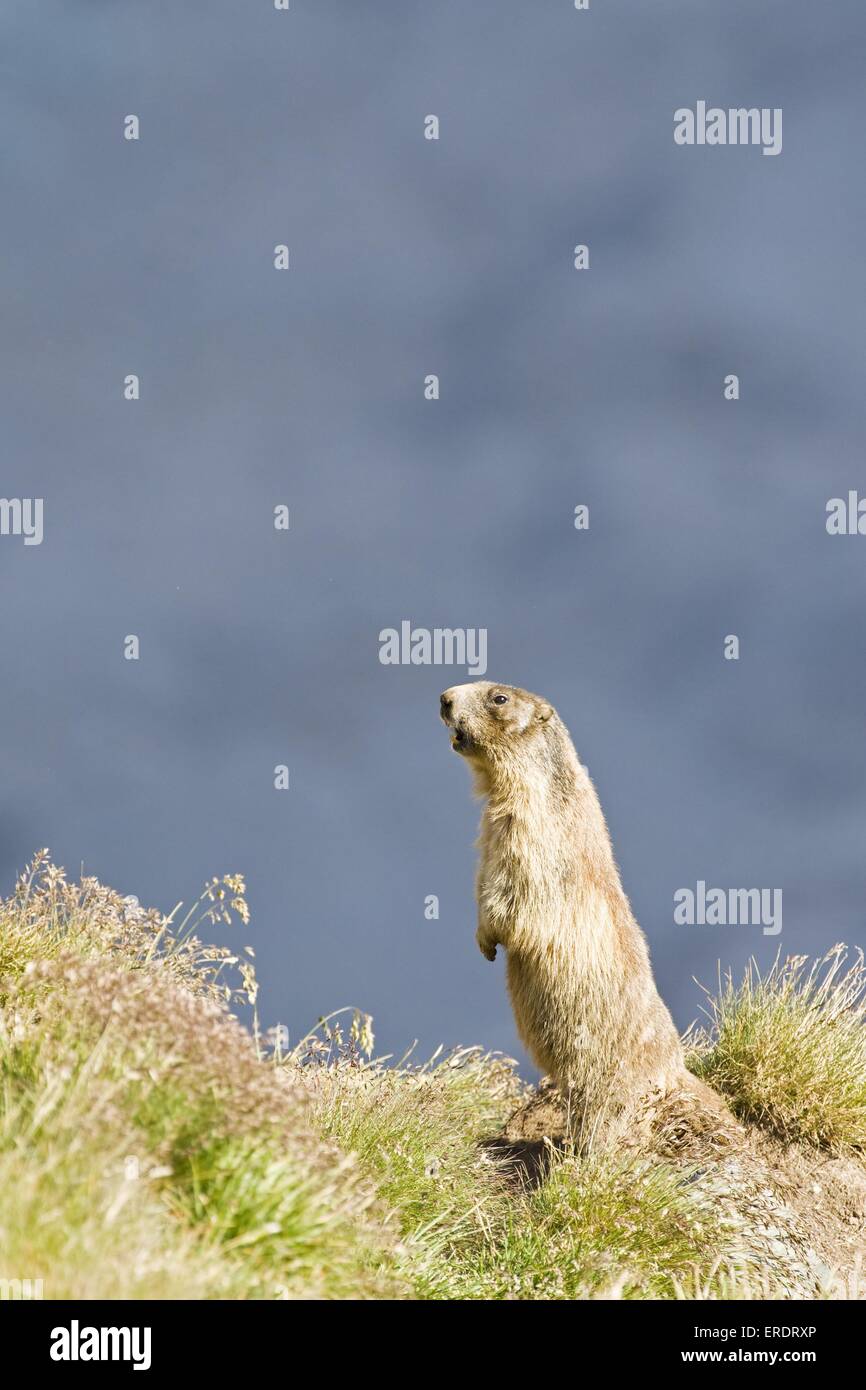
left=301, top=1043, right=745, bottom=1299
left=0, top=854, right=863, bottom=1300
left=0, top=856, right=400, bottom=1300
left=687, top=946, right=866, bottom=1153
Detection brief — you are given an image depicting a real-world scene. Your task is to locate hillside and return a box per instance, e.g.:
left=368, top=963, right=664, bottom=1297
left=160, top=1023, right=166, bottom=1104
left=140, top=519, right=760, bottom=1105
left=0, top=853, right=864, bottom=1300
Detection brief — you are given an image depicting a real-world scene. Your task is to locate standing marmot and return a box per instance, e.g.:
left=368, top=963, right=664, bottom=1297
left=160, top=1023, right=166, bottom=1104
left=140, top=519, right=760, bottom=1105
left=439, top=680, right=693, bottom=1148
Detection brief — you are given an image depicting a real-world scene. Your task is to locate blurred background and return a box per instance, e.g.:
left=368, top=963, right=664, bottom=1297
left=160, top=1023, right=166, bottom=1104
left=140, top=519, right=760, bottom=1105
left=1, top=0, right=864, bottom=1073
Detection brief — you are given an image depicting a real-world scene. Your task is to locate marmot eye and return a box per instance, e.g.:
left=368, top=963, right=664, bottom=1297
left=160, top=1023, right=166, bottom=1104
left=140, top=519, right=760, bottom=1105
left=492, top=694, right=508, bottom=705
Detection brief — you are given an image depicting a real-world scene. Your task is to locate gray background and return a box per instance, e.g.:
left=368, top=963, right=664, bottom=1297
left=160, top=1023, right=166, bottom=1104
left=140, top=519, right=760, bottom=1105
left=2, top=1, right=864, bottom=1072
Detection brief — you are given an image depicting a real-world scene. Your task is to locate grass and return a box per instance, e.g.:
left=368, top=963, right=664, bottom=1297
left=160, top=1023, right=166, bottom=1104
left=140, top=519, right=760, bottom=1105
left=0, top=856, right=400, bottom=1300
left=0, top=853, right=864, bottom=1300
left=300, top=1043, right=741, bottom=1299
left=687, top=946, right=866, bottom=1154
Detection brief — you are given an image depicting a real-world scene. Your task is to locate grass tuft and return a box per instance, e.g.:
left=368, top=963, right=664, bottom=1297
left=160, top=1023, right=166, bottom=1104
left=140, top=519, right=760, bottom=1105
left=687, top=946, right=866, bottom=1153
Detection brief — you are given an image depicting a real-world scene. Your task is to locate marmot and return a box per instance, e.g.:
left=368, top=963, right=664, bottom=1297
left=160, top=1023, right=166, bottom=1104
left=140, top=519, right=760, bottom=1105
left=440, top=680, right=694, bottom=1148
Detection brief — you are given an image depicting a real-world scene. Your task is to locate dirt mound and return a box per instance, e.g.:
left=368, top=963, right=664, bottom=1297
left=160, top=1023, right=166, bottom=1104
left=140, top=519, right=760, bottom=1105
left=496, top=1078, right=866, bottom=1297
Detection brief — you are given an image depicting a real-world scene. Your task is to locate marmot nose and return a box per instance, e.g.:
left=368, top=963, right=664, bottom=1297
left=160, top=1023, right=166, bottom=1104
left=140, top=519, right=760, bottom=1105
left=440, top=692, right=453, bottom=718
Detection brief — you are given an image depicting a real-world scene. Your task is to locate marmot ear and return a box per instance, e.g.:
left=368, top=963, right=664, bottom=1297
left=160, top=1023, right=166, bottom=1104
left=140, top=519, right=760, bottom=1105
left=536, top=702, right=553, bottom=723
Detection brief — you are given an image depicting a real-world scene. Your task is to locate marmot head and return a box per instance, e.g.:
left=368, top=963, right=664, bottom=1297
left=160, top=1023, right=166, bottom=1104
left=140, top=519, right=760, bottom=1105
left=439, top=681, right=554, bottom=765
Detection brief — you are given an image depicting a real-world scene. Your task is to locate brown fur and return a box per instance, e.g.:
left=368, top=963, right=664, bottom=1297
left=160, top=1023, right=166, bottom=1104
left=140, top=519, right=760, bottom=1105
left=440, top=680, right=693, bottom=1148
